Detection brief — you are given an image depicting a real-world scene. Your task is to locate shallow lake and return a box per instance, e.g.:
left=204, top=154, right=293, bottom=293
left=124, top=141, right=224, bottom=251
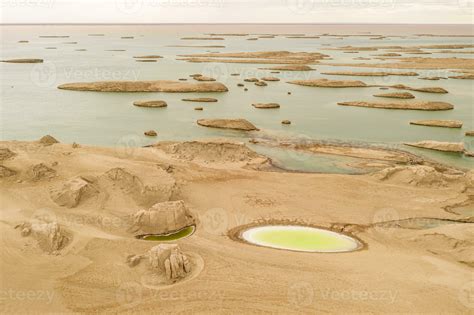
left=1, top=24, right=472, bottom=172
left=241, top=225, right=362, bottom=253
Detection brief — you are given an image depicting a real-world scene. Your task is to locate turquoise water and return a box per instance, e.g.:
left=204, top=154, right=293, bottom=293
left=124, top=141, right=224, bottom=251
left=1, top=24, right=473, bottom=171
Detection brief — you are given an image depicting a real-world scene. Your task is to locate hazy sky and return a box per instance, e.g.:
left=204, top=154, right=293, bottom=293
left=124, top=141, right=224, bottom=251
left=1, top=0, right=473, bottom=24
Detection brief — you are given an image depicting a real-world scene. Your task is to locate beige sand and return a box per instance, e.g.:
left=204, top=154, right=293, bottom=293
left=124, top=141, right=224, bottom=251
left=0, top=139, right=472, bottom=313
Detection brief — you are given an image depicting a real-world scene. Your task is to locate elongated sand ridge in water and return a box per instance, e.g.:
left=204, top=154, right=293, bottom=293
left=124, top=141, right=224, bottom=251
left=241, top=225, right=362, bottom=252
left=139, top=225, right=195, bottom=241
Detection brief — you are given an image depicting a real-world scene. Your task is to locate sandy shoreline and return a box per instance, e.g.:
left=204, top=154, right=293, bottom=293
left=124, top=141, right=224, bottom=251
left=1, top=138, right=472, bottom=313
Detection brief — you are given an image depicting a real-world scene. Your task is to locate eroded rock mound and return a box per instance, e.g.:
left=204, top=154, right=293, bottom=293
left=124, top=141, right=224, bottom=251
left=182, top=98, right=217, bottom=102
left=132, top=200, right=195, bottom=235
left=148, top=244, right=192, bottom=281
left=373, top=165, right=465, bottom=187
left=410, top=120, right=463, bottom=128
left=16, top=219, right=69, bottom=253
left=261, top=77, right=280, bottom=81
left=252, top=103, right=280, bottom=109
left=0, top=148, right=16, bottom=161
left=288, top=79, right=367, bottom=88
left=26, top=163, right=56, bottom=181
left=338, top=101, right=453, bottom=111
left=390, top=84, right=448, bottom=94
left=193, top=76, right=216, bottom=82
left=260, top=65, right=314, bottom=71
left=374, top=92, right=415, bottom=99
left=321, top=71, right=418, bottom=77
left=39, top=135, right=59, bottom=145
left=58, top=80, right=229, bottom=93
left=50, top=176, right=98, bottom=208
left=98, top=167, right=175, bottom=207
left=197, top=118, right=258, bottom=131
left=151, top=140, right=269, bottom=166
left=1, top=59, right=43, bottom=63
left=0, top=165, right=16, bottom=178
left=133, top=100, right=167, bottom=108
left=404, top=141, right=464, bottom=153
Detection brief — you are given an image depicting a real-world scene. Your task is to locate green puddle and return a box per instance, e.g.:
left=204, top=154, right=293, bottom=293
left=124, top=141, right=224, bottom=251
left=139, top=226, right=195, bottom=241
left=241, top=225, right=361, bottom=253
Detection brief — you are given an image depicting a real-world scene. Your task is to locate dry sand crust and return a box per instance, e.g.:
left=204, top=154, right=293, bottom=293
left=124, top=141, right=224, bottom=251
left=57, top=81, right=228, bottom=92
left=0, top=139, right=472, bottom=313
left=338, top=101, right=454, bottom=111
left=410, top=120, right=463, bottom=128
left=197, top=119, right=258, bottom=131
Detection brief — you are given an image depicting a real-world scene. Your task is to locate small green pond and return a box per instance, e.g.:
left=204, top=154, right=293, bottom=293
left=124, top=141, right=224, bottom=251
left=241, top=225, right=361, bottom=253
left=139, top=226, right=195, bottom=241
